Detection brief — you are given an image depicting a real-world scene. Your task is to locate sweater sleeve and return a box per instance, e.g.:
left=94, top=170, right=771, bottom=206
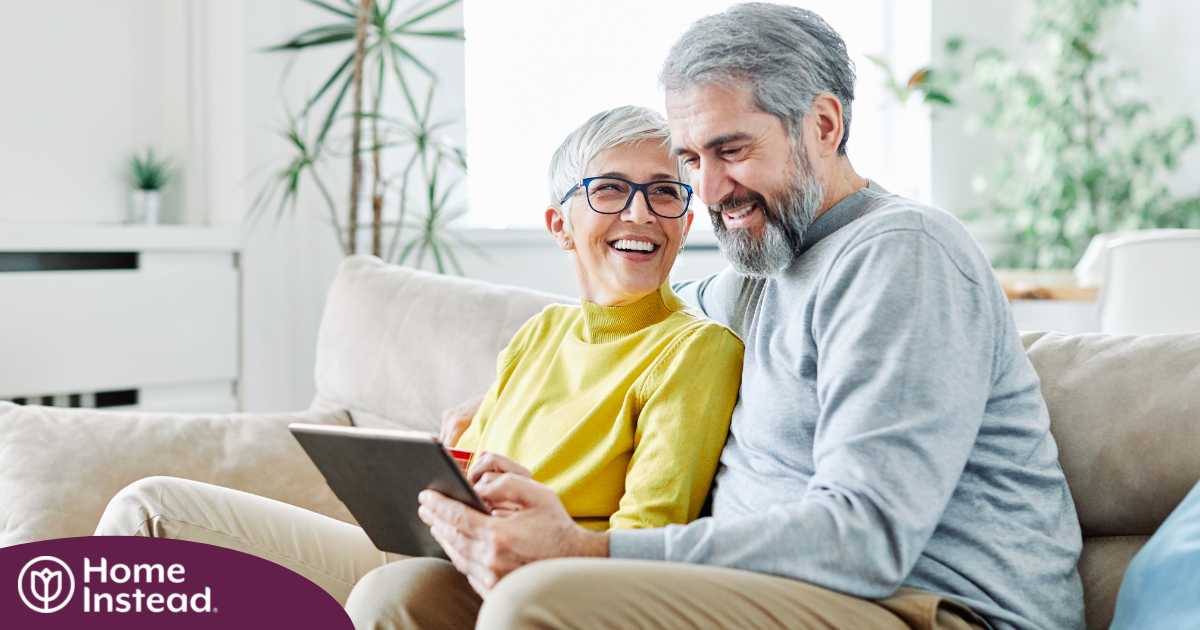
left=610, top=228, right=997, bottom=598
left=608, top=324, right=744, bottom=530
left=672, top=266, right=742, bottom=326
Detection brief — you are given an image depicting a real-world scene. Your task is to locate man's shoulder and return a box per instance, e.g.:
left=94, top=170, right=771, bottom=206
left=832, top=192, right=990, bottom=284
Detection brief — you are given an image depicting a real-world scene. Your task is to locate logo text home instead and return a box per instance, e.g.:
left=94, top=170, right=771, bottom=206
left=17, top=555, right=214, bottom=615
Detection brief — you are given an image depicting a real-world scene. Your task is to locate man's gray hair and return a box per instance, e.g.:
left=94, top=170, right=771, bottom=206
left=547, top=105, right=686, bottom=231
left=659, top=2, right=855, bottom=154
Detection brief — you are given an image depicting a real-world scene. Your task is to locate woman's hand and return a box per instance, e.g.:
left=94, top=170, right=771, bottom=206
left=467, top=452, right=532, bottom=516
left=439, top=392, right=485, bottom=446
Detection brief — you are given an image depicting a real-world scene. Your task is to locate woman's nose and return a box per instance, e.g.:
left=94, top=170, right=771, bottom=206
left=623, top=189, right=656, bottom=223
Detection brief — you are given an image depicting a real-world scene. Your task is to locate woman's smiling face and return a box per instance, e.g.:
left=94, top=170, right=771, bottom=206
left=546, top=141, right=694, bottom=307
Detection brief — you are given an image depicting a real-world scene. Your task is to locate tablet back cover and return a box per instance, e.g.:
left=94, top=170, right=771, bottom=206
left=291, top=428, right=478, bottom=559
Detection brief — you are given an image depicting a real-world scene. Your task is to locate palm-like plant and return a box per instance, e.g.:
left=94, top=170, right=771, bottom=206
left=255, top=0, right=465, bottom=263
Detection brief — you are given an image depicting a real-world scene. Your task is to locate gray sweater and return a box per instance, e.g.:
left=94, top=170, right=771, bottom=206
left=609, top=182, right=1084, bottom=630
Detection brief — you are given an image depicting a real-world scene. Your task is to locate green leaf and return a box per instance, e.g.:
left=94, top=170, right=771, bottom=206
left=396, top=0, right=461, bottom=29
left=302, top=52, right=355, bottom=117
left=396, top=29, right=465, bottom=39
left=301, top=0, right=356, bottom=19
left=267, top=24, right=357, bottom=50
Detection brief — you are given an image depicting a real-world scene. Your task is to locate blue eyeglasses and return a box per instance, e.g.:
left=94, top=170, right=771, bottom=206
left=560, top=176, right=693, bottom=219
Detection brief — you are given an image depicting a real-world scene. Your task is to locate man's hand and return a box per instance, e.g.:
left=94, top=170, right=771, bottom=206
left=466, top=452, right=531, bottom=516
left=439, top=392, right=485, bottom=446
left=417, top=474, right=608, bottom=597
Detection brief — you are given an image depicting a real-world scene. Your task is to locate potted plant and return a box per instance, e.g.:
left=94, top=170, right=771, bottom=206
left=127, top=148, right=173, bottom=225
left=253, top=0, right=474, bottom=273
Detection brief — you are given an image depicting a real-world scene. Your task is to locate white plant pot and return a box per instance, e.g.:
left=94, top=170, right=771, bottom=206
left=129, top=189, right=162, bottom=225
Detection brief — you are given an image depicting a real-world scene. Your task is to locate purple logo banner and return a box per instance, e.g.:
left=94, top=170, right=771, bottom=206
left=2, top=537, right=352, bottom=629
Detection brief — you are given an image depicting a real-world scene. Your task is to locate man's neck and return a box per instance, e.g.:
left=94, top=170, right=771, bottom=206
left=815, top=159, right=869, bottom=220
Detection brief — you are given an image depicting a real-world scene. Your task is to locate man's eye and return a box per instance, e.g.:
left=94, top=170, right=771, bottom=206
left=720, top=147, right=743, bottom=159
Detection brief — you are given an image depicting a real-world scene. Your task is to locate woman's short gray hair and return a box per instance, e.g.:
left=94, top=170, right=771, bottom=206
left=659, top=2, right=855, bottom=154
left=547, top=105, right=686, bottom=230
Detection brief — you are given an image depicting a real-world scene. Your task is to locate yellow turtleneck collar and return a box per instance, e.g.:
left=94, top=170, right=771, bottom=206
left=580, top=282, right=680, bottom=344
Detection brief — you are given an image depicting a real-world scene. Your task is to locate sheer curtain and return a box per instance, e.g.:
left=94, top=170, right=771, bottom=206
left=463, top=0, right=931, bottom=228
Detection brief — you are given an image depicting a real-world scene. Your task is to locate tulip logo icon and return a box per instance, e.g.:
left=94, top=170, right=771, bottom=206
left=18, top=556, right=75, bottom=613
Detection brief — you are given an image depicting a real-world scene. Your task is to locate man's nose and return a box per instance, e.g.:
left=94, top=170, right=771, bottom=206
left=694, top=160, right=732, bottom=207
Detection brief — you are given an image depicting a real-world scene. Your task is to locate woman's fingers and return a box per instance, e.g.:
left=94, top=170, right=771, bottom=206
left=439, top=392, right=485, bottom=446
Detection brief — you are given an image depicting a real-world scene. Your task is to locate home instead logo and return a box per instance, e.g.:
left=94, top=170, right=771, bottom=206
left=18, top=555, right=75, bottom=613
left=3, top=537, right=351, bottom=629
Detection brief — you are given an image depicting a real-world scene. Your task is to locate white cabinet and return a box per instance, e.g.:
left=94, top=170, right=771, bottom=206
left=0, top=226, right=240, bottom=412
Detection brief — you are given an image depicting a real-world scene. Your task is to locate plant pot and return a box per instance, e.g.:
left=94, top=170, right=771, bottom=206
left=129, top=189, right=162, bottom=225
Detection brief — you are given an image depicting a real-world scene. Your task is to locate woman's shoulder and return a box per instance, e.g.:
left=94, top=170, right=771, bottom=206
left=509, top=302, right=580, bottom=343
left=662, top=308, right=744, bottom=348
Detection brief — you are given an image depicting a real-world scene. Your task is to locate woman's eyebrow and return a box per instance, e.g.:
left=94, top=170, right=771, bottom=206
left=594, top=171, right=679, bottom=181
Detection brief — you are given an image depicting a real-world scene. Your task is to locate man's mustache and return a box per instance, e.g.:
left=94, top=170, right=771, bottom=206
left=708, top=192, right=771, bottom=219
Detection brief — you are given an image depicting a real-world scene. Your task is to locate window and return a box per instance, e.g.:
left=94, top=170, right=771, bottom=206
left=463, top=0, right=931, bottom=228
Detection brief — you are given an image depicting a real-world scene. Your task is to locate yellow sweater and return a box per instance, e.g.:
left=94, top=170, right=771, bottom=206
left=455, top=282, right=743, bottom=531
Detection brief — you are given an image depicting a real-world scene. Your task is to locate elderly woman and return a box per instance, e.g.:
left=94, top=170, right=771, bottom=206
left=448, top=105, right=743, bottom=532
left=94, top=106, right=743, bottom=625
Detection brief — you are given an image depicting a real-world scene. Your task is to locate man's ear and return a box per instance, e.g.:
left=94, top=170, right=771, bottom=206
left=806, top=93, right=845, bottom=158
left=545, top=206, right=573, bottom=250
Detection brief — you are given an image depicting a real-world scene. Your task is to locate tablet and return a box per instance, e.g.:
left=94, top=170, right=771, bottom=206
left=288, top=423, right=489, bottom=559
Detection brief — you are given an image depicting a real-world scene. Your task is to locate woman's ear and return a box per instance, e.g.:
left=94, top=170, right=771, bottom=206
left=679, top=211, right=695, bottom=252
left=545, top=205, right=573, bottom=250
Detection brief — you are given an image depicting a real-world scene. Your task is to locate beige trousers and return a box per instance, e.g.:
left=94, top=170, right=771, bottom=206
left=95, top=477, right=984, bottom=630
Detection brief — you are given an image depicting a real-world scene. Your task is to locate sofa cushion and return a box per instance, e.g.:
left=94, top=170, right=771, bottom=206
left=0, top=402, right=354, bottom=547
left=311, top=256, right=573, bottom=433
left=1022, top=331, right=1200, bottom=537
left=1078, top=535, right=1148, bottom=630
left=1109, top=480, right=1200, bottom=630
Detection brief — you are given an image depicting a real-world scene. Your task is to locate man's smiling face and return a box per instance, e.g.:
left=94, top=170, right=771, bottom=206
left=666, top=82, right=825, bottom=277
left=666, top=83, right=794, bottom=237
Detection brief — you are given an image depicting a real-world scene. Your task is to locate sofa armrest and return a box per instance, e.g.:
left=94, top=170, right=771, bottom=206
left=0, top=401, right=354, bottom=547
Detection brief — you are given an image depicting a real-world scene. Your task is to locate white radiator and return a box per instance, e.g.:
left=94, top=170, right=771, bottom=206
left=0, top=226, right=240, bottom=412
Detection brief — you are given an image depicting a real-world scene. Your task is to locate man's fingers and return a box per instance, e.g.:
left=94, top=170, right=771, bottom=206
left=467, top=452, right=532, bottom=485
left=475, top=473, right=553, bottom=508
left=418, top=490, right=489, bottom=536
left=466, top=574, right=491, bottom=599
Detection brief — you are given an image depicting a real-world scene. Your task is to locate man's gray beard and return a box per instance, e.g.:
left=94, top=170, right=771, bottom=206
left=711, top=151, right=825, bottom=279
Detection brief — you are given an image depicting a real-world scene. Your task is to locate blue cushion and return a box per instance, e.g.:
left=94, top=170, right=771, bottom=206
left=1109, top=479, right=1200, bottom=630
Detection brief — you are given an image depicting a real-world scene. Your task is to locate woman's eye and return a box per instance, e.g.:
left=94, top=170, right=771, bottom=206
left=650, top=185, right=682, bottom=198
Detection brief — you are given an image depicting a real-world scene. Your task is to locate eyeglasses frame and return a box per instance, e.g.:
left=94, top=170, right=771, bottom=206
left=559, top=176, right=693, bottom=219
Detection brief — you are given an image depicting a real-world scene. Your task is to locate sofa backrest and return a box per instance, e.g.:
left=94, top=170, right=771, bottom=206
left=310, top=256, right=574, bottom=433
left=1022, top=331, right=1200, bottom=537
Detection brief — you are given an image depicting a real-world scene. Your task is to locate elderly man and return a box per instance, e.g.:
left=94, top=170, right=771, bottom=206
left=408, top=4, right=1084, bottom=630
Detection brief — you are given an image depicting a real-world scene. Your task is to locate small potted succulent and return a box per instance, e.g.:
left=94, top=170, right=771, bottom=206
left=127, top=148, right=172, bottom=225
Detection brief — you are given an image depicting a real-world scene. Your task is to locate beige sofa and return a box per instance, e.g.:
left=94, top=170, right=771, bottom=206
left=1, top=255, right=1197, bottom=630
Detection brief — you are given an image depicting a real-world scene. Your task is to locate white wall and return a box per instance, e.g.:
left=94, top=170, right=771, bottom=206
left=931, top=0, right=1200, bottom=259
left=0, top=0, right=466, bottom=413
